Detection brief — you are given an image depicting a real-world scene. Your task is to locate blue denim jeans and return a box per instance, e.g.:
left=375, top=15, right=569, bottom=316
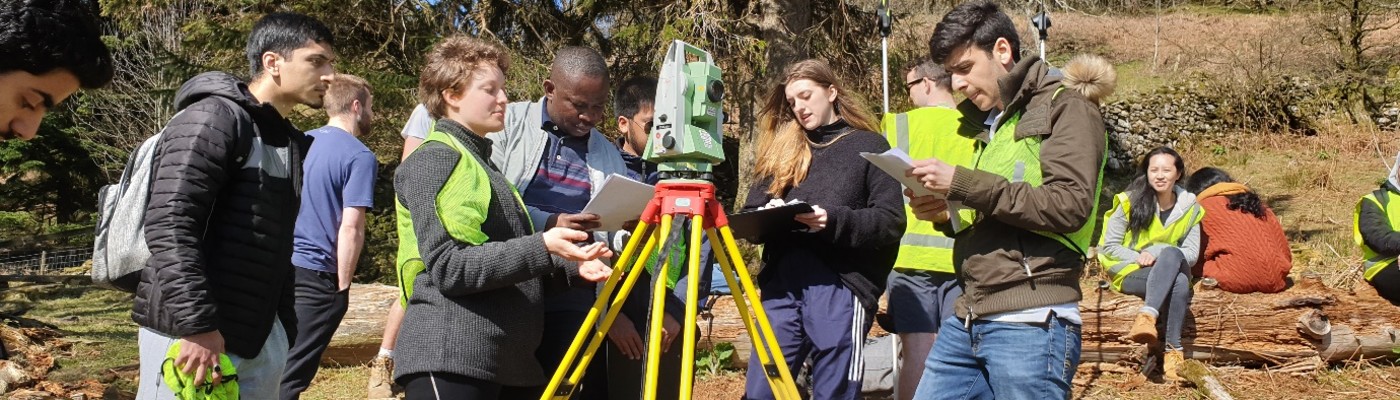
left=912, top=315, right=1081, bottom=400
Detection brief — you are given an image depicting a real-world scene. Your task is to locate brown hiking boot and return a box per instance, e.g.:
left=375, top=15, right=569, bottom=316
left=1128, top=312, right=1158, bottom=344
left=368, top=355, right=400, bottom=399
left=1162, top=349, right=1184, bottom=382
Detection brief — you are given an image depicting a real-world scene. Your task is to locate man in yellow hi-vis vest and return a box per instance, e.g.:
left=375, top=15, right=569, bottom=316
left=880, top=60, right=978, bottom=400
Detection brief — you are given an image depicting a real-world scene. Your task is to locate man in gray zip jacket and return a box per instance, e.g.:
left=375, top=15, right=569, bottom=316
left=485, top=45, right=630, bottom=398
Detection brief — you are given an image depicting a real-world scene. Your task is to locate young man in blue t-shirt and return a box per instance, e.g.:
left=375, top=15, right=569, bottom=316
left=281, top=74, right=379, bottom=399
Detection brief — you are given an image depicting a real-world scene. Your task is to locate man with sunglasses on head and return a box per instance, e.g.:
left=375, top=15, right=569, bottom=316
left=880, top=59, right=979, bottom=400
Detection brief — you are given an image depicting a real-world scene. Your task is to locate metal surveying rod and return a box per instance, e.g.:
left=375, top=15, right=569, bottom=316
left=542, top=40, right=801, bottom=400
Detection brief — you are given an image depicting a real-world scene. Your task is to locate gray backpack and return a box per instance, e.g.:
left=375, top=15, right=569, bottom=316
left=91, top=96, right=253, bottom=291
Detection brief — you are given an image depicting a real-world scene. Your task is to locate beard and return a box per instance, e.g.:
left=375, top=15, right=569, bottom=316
left=303, top=91, right=325, bottom=109
left=357, top=118, right=372, bottom=138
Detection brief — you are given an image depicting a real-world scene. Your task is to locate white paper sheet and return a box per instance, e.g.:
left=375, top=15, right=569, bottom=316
left=581, top=175, right=656, bottom=231
left=859, top=148, right=941, bottom=198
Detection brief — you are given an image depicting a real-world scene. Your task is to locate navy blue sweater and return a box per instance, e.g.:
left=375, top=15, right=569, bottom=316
left=742, top=120, right=905, bottom=311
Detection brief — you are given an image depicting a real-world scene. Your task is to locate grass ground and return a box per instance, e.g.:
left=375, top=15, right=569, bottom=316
left=0, top=282, right=139, bottom=396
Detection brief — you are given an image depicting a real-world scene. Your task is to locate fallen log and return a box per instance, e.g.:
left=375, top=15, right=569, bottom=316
left=334, top=275, right=1400, bottom=370
left=324, top=283, right=399, bottom=366
left=697, top=274, right=1400, bottom=368
left=1081, top=273, right=1400, bottom=366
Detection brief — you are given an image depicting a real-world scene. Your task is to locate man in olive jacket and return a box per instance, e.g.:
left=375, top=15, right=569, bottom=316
left=905, top=1, right=1109, bottom=398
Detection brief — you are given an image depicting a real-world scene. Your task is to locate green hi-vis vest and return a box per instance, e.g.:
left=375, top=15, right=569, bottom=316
left=1353, top=188, right=1400, bottom=281
left=1096, top=192, right=1205, bottom=291
left=880, top=107, right=977, bottom=274
left=394, top=129, right=531, bottom=306
left=971, top=88, right=1107, bottom=260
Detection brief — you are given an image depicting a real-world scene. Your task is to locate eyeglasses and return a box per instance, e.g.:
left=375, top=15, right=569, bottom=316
left=905, top=77, right=926, bottom=89
left=623, top=117, right=653, bottom=135
left=632, top=119, right=653, bottom=134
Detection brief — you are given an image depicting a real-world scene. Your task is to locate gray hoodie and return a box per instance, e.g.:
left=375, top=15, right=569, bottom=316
left=1099, top=185, right=1202, bottom=268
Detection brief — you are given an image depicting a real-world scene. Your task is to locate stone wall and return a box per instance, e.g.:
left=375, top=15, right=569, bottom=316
left=1376, top=106, right=1400, bottom=131
left=1098, top=78, right=1396, bottom=171
left=1101, top=84, right=1221, bottom=171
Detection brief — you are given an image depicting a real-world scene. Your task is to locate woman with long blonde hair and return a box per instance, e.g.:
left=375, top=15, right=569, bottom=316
left=742, top=59, right=904, bottom=400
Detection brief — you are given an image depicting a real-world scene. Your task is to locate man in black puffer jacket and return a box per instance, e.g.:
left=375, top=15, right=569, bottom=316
left=131, top=13, right=336, bottom=400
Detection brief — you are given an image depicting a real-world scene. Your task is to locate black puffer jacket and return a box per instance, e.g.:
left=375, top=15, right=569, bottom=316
left=131, top=72, right=306, bottom=358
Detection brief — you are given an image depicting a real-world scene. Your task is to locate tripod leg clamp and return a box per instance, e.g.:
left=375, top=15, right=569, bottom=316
left=553, top=382, right=577, bottom=397
left=764, top=363, right=783, bottom=378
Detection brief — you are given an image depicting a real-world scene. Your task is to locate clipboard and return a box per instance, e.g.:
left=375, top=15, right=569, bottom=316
left=726, top=202, right=815, bottom=241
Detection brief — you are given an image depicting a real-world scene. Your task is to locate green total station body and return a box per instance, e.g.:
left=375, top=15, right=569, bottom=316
left=643, top=40, right=726, bottom=178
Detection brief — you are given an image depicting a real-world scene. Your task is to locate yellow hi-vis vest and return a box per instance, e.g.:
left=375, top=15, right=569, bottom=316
left=880, top=107, right=977, bottom=274
left=394, top=129, right=532, bottom=306
left=1096, top=192, right=1205, bottom=291
left=971, top=90, right=1107, bottom=259
left=1353, top=188, right=1400, bottom=281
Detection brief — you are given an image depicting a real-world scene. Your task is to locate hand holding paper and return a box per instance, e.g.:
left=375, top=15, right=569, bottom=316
left=580, top=175, right=656, bottom=231
left=906, top=188, right=950, bottom=224
left=859, top=148, right=944, bottom=198
left=909, top=157, right=956, bottom=195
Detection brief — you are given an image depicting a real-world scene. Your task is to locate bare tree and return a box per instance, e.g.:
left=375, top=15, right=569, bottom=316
left=79, top=0, right=217, bottom=179
left=1317, top=0, right=1398, bottom=127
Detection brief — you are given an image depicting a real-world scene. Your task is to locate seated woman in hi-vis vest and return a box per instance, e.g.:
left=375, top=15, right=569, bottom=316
left=1097, top=147, right=1204, bottom=382
left=1353, top=151, right=1400, bottom=307
left=390, top=36, right=613, bottom=399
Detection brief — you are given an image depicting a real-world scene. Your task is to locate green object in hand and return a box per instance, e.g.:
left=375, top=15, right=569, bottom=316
left=161, top=341, right=239, bottom=400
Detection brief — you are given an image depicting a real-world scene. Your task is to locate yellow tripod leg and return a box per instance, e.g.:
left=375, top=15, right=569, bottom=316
left=678, top=214, right=705, bottom=399
left=541, top=221, right=659, bottom=400
left=642, top=214, right=675, bottom=397
left=705, top=227, right=801, bottom=400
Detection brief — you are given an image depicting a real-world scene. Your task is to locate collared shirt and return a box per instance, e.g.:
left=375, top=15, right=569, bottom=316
left=521, top=98, right=592, bottom=214
left=986, top=109, right=1004, bottom=138
left=616, top=137, right=658, bottom=183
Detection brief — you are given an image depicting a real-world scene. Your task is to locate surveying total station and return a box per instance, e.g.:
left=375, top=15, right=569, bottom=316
left=541, top=40, right=801, bottom=400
